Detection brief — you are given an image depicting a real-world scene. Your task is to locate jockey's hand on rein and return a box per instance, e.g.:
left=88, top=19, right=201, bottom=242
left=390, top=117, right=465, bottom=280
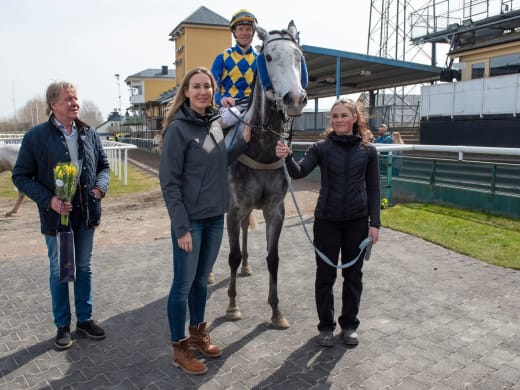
left=222, top=97, right=235, bottom=107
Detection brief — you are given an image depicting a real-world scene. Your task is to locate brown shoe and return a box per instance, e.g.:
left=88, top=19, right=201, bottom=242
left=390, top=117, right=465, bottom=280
left=188, top=322, right=222, bottom=358
left=172, top=337, right=208, bottom=375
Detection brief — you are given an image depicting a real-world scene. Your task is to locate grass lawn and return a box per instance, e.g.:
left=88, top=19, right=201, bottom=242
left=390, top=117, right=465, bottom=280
left=0, top=165, right=159, bottom=199
left=2, top=168, right=519, bottom=269
left=382, top=203, right=520, bottom=270
left=104, top=166, right=159, bottom=197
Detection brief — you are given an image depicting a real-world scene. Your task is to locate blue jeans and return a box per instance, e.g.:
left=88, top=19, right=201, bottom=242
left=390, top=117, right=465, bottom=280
left=45, top=223, right=95, bottom=328
left=167, top=215, right=224, bottom=342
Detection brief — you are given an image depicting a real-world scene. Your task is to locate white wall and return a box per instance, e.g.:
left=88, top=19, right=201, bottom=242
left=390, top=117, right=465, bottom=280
left=421, top=73, right=520, bottom=118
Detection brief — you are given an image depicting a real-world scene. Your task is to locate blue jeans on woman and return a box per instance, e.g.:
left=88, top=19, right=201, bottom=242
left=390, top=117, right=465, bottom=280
left=168, top=215, right=224, bottom=342
left=45, top=223, right=95, bottom=328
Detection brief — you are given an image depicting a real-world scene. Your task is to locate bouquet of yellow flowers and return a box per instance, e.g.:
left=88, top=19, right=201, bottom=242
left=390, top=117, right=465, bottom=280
left=54, top=161, right=79, bottom=226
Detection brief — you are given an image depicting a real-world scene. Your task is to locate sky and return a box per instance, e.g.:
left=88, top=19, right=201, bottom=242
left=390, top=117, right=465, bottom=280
left=0, top=0, right=374, bottom=121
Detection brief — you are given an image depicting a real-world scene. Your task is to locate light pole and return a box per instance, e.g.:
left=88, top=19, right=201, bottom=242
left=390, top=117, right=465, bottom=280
left=114, top=73, right=122, bottom=114
left=114, top=74, right=123, bottom=139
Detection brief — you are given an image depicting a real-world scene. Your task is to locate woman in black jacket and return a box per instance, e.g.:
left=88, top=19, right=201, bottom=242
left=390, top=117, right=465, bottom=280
left=275, top=98, right=380, bottom=347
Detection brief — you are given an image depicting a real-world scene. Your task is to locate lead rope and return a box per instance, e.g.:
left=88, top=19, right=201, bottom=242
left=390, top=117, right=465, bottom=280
left=281, top=139, right=372, bottom=269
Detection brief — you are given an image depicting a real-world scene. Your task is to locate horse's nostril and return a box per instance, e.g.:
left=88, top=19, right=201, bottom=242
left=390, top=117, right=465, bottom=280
left=301, top=93, right=308, bottom=106
left=283, top=92, right=294, bottom=106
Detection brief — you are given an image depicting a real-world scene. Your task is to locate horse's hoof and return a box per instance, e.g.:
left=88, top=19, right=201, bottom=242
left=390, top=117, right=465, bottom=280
left=272, top=315, right=290, bottom=329
left=226, top=307, right=242, bottom=321
left=207, top=272, right=215, bottom=285
left=240, top=265, right=253, bottom=276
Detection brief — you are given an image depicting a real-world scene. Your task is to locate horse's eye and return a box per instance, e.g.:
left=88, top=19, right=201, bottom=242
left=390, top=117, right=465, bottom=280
left=265, top=54, right=272, bottom=62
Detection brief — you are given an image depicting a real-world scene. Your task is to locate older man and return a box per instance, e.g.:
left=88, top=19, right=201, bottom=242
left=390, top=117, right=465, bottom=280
left=12, top=81, right=110, bottom=350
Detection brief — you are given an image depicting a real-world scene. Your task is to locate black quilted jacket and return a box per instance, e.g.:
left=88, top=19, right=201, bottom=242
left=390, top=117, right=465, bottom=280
left=285, top=133, right=381, bottom=228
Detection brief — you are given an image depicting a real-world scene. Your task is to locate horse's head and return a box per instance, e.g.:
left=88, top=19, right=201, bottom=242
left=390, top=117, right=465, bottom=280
left=256, top=21, right=308, bottom=117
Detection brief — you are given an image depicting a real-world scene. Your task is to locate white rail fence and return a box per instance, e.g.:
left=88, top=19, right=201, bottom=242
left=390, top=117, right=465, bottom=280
left=0, top=135, right=136, bottom=185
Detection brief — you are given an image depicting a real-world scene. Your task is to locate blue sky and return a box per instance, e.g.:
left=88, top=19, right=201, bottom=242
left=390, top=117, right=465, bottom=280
left=0, top=0, right=376, bottom=120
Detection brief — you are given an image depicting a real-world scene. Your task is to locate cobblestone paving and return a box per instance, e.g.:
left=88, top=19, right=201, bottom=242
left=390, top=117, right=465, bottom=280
left=1, top=149, right=519, bottom=389
left=1, top=213, right=519, bottom=389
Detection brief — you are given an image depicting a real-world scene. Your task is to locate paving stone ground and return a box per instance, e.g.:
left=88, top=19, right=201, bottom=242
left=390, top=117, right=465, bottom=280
left=1, top=215, right=519, bottom=389
left=1, top=150, right=519, bottom=389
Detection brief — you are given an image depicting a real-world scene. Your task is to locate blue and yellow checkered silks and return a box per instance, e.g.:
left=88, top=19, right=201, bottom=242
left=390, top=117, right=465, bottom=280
left=212, top=44, right=257, bottom=106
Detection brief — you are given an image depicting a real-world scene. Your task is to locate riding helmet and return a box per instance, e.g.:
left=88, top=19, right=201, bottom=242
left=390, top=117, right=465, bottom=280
left=229, top=9, right=257, bottom=31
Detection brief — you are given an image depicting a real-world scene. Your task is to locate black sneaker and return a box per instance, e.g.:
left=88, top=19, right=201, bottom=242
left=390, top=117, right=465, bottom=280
left=318, top=330, right=334, bottom=347
left=76, top=320, right=106, bottom=340
left=342, top=329, right=359, bottom=346
left=55, top=326, right=73, bottom=350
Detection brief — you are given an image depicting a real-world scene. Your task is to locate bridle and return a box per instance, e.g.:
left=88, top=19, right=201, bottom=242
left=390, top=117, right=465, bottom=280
left=229, top=31, right=306, bottom=141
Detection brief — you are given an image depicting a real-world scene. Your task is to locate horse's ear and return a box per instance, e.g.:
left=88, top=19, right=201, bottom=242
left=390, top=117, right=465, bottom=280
left=256, top=25, right=268, bottom=41
left=287, top=20, right=297, bottom=39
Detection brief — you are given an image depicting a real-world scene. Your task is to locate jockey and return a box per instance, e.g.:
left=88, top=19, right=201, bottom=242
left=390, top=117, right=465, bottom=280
left=211, top=9, right=258, bottom=129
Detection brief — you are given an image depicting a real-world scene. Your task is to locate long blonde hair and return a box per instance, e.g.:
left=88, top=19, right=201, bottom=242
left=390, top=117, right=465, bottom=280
left=159, top=67, right=217, bottom=149
left=392, top=131, right=405, bottom=144
left=322, top=98, right=371, bottom=145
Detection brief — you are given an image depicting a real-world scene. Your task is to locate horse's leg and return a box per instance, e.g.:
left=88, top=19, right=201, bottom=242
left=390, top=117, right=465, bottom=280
left=5, top=193, right=24, bottom=217
left=264, top=204, right=289, bottom=329
left=226, top=208, right=243, bottom=321
left=240, top=212, right=253, bottom=276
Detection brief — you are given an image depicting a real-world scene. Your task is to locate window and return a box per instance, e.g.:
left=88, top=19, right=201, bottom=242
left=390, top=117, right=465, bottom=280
left=132, top=85, right=142, bottom=96
left=471, top=62, right=485, bottom=79
left=490, top=53, right=520, bottom=77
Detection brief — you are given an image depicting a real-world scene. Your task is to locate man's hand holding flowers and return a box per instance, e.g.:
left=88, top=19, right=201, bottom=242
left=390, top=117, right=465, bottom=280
left=53, top=161, right=79, bottom=225
left=50, top=195, right=73, bottom=217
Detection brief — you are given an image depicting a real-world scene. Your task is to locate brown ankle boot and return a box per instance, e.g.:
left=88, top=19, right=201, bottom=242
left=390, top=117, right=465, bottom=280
left=188, top=322, right=222, bottom=357
left=172, top=337, right=208, bottom=375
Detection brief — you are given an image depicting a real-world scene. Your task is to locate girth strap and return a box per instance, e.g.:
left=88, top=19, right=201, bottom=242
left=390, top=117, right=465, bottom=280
left=237, top=154, right=284, bottom=170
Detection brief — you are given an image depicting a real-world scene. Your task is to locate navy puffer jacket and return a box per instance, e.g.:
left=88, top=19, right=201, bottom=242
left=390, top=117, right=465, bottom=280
left=12, top=116, right=110, bottom=235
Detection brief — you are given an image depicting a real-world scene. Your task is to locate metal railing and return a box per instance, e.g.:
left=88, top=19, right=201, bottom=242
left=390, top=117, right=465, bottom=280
left=1, top=134, right=136, bottom=186
left=292, top=142, right=520, bottom=218
left=101, top=141, right=137, bottom=185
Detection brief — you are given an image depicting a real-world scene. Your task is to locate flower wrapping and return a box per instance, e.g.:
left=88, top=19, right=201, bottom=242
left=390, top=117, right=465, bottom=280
left=54, top=161, right=79, bottom=226
left=57, top=223, right=75, bottom=283
left=54, top=161, right=78, bottom=283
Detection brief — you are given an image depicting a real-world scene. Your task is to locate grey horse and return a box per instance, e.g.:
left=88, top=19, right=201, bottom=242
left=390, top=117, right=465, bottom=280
left=224, top=21, right=308, bottom=329
left=0, top=144, right=24, bottom=217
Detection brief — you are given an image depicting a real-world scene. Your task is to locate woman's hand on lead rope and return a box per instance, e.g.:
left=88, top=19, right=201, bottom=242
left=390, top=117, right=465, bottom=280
left=275, top=140, right=289, bottom=159
left=369, top=226, right=379, bottom=245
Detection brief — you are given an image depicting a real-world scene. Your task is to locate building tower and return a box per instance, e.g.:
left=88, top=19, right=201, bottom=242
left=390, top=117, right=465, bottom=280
left=367, top=0, right=515, bottom=130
